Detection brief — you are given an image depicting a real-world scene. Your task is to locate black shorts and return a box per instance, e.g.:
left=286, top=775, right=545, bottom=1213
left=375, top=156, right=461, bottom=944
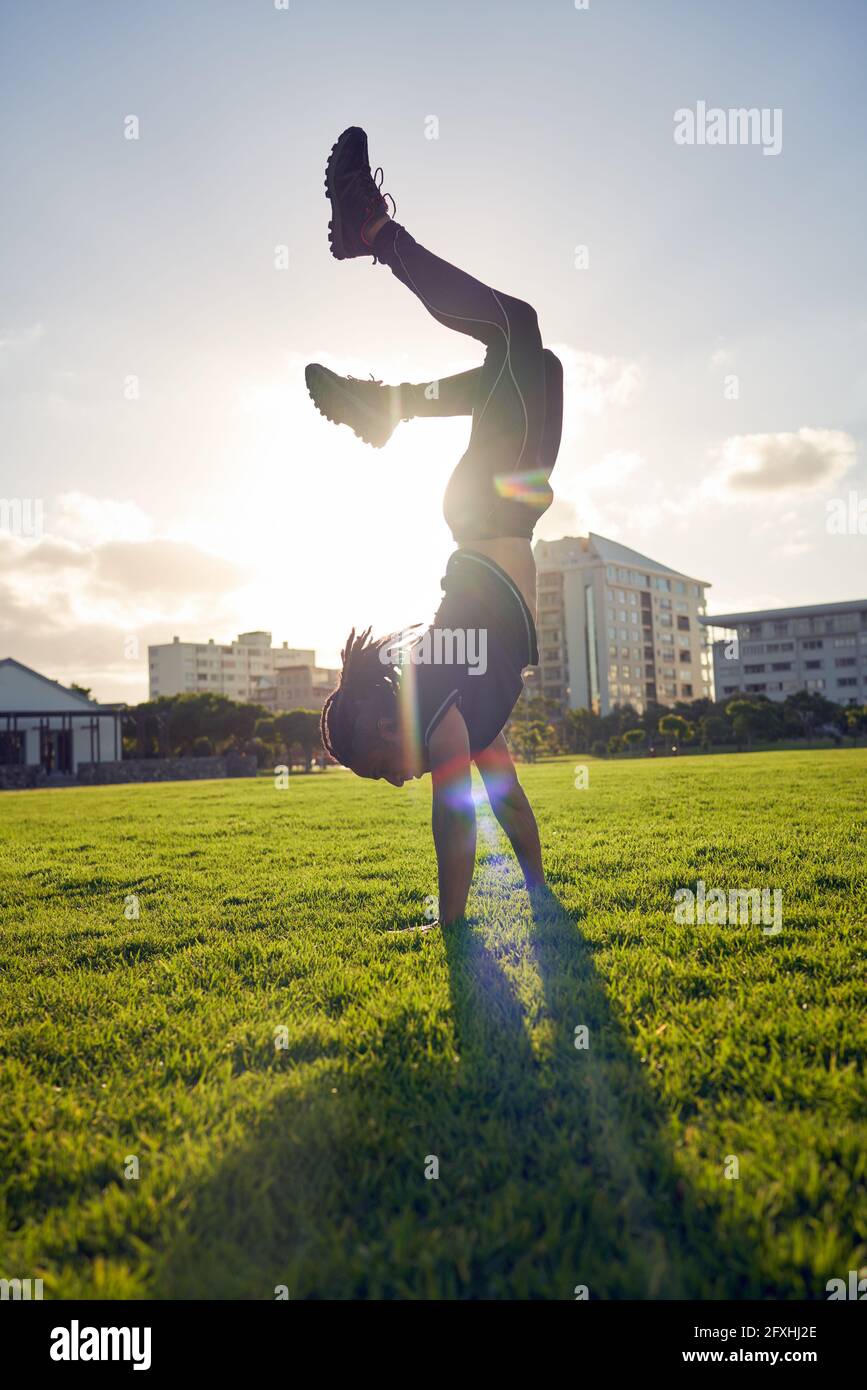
left=410, top=549, right=538, bottom=758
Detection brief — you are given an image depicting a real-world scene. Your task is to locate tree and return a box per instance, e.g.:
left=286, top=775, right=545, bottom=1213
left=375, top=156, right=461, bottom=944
left=725, top=698, right=781, bottom=750
left=622, top=727, right=647, bottom=755
left=726, top=699, right=758, bottom=750
left=782, top=690, right=838, bottom=741
left=698, top=714, right=729, bottom=750
left=70, top=682, right=94, bottom=701
left=607, top=734, right=624, bottom=756
left=276, top=709, right=322, bottom=772
left=164, top=693, right=236, bottom=755
left=254, top=717, right=278, bottom=759
left=564, top=706, right=598, bottom=753
left=220, top=700, right=271, bottom=751
left=659, top=713, right=693, bottom=749
left=507, top=719, right=549, bottom=762
left=844, top=705, right=867, bottom=746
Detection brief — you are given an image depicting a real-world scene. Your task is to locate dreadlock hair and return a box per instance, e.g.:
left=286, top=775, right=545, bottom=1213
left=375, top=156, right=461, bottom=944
left=320, top=627, right=403, bottom=770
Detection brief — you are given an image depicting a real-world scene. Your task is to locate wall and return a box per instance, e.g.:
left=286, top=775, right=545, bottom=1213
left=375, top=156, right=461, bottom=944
left=75, top=755, right=258, bottom=784
left=0, top=764, right=48, bottom=790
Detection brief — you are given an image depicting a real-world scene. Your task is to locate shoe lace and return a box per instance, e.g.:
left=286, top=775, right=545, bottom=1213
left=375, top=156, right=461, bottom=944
left=339, top=162, right=397, bottom=263
left=346, top=372, right=383, bottom=387
left=372, top=168, right=397, bottom=218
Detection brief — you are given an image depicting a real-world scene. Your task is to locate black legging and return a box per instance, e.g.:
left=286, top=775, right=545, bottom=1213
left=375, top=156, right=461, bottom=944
left=372, top=221, right=563, bottom=543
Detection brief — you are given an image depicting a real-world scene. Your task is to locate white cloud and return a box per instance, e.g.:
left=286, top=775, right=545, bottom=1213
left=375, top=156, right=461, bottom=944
left=0, top=496, right=252, bottom=700
left=704, top=427, right=857, bottom=497
left=52, top=492, right=154, bottom=545
left=0, top=322, right=44, bottom=365
left=774, top=526, right=815, bottom=558
left=555, top=346, right=643, bottom=416
left=581, top=450, right=644, bottom=490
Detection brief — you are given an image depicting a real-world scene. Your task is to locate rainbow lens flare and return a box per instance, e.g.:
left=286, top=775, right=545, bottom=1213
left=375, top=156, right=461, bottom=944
left=494, top=467, right=553, bottom=510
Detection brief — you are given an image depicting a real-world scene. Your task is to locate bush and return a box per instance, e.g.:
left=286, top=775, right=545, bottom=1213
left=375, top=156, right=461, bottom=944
left=192, top=736, right=214, bottom=758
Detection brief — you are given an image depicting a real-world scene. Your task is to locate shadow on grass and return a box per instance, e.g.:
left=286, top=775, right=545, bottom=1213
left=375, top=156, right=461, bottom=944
left=154, top=884, right=764, bottom=1299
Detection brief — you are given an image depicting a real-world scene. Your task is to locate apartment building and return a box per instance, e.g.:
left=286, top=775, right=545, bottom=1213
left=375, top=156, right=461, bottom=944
left=148, top=632, right=315, bottom=701
left=701, top=600, right=867, bottom=705
left=256, top=664, right=341, bottom=714
left=531, top=533, right=712, bottom=715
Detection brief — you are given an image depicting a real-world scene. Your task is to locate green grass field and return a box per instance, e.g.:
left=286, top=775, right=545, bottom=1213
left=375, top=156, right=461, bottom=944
left=1, top=749, right=865, bottom=1300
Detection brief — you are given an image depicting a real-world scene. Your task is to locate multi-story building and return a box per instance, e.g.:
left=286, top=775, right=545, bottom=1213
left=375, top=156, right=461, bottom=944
left=255, top=664, right=341, bottom=713
left=701, top=600, right=867, bottom=705
left=148, top=632, right=315, bottom=701
left=531, top=533, right=712, bottom=715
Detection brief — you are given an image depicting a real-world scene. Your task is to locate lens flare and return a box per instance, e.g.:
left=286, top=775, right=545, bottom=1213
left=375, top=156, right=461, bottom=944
left=494, top=467, right=553, bottom=510
left=397, top=657, right=423, bottom=776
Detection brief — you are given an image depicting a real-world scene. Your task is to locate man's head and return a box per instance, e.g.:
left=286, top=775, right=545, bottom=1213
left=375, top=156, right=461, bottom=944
left=320, top=627, right=423, bottom=785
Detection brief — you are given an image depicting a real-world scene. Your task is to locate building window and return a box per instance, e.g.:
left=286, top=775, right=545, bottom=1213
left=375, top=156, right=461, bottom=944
left=585, top=583, right=600, bottom=712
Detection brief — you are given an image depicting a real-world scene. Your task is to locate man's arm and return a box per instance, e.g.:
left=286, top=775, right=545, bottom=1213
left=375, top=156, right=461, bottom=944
left=427, top=704, right=476, bottom=926
left=474, top=733, right=544, bottom=889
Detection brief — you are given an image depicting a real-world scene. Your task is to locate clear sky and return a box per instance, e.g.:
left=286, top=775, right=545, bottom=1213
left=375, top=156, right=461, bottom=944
left=2, top=0, right=865, bottom=701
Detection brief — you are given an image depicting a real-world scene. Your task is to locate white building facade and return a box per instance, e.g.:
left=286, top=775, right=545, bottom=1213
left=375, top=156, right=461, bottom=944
left=148, top=632, right=315, bottom=702
left=255, top=665, right=342, bottom=713
left=532, top=534, right=712, bottom=715
left=702, top=600, right=867, bottom=705
left=0, top=659, right=121, bottom=775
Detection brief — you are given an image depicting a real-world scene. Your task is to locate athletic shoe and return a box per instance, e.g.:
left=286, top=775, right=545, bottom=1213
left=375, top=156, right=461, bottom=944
left=305, top=362, right=401, bottom=448
left=324, top=126, right=395, bottom=261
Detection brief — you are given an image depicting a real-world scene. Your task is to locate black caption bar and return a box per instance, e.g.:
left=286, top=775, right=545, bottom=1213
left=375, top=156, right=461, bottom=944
left=5, top=1298, right=863, bottom=1375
